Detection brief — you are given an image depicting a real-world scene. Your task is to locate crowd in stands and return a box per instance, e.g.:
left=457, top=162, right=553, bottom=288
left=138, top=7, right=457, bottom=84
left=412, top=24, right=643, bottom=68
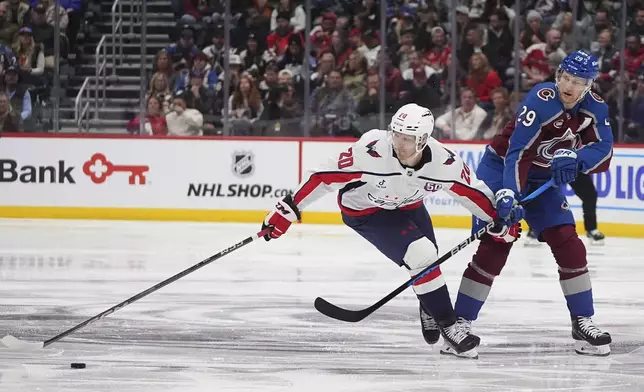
left=1, top=0, right=643, bottom=143
left=0, top=0, right=89, bottom=134
left=127, top=0, right=644, bottom=142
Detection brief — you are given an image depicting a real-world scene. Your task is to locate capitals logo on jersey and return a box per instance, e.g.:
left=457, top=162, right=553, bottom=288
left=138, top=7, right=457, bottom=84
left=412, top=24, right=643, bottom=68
left=367, top=190, right=424, bottom=208
left=366, top=140, right=381, bottom=158
left=443, top=148, right=456, bottom=165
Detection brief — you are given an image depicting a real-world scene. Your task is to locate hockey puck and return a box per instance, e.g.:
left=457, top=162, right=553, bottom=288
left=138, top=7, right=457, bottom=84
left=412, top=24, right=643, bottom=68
left=70, top=363, right=86, bottom=369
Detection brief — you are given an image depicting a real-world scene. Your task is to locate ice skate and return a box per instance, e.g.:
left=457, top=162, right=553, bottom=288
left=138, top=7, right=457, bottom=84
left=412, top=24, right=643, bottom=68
left=419, top=304, right=440, bottom=345
left=439, top=322, right=480, bottom=359
left=586, top=230, right=605, bottom=246
left=456, top=317, right=473, bottom=335
left=523, top=229, right=540, bottom=246
left=572, top=316, right=611, bottom=356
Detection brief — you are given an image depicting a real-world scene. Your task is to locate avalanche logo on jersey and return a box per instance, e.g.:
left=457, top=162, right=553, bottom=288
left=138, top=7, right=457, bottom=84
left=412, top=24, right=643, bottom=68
left=534, top=129, right=577, bottom=168
left=533, top=117, right=592, bottom=168
left=366, top=140, right=381, bottom=158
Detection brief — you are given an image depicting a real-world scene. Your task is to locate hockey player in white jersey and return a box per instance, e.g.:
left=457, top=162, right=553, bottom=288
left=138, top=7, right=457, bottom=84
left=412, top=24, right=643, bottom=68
left=261, top=103, right=522, bottom=358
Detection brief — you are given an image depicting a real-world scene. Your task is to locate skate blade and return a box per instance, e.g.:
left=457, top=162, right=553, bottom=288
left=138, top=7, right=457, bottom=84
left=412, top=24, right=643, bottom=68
left=588, top=239, right=605, bottom=246
left=523, top=238, right=541, bottom=247
left=574, top=340, right=610, bottom=356
left=440, top=343, right=479, bottom=359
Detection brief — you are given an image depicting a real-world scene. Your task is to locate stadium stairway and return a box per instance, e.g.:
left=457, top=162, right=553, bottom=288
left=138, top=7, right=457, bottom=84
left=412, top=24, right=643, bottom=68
left=59, top=0, right=176, bottom=132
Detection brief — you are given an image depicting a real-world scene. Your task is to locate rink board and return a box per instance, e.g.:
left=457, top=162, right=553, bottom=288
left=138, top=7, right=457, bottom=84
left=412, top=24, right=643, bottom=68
left=1, top=134, right=643, bottom=238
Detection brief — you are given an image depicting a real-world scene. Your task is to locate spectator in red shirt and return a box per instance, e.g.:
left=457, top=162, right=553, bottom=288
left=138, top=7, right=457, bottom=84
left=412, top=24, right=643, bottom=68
left=127, top=96, right=169, bottom=136
left=610, top=34, right=644, bottom=80
left=267, top=11, right=297, bottom=57
left=310, top=13, right=336, bottom=55
left=466, top=53, right=502, bottom=108
left=522, top=29, right=566, bottom=90
left=423, top=26, right=450, bottom=72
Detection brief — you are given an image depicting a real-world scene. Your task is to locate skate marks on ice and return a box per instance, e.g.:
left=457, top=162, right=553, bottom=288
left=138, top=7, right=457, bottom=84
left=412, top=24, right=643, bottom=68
left=1, top=220, right=644, bottom=391
left=3, top=301, right=644, bottom=392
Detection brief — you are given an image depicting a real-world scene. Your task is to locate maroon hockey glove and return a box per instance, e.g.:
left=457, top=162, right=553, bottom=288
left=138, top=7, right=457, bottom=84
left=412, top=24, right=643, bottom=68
left=488, top=222, right=522, bottom=243
left=262, top=195, right=301, bottom=241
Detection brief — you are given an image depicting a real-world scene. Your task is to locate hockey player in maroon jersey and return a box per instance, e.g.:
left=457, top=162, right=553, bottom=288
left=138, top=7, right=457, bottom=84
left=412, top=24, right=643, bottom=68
left=260, top=103, right=523, bottom=358
left=447, top=50, right=614, bottom=356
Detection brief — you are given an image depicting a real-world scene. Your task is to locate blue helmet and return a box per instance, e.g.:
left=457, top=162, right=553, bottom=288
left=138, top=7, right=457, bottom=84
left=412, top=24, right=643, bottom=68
left=559, top=50, right=599, bottom=81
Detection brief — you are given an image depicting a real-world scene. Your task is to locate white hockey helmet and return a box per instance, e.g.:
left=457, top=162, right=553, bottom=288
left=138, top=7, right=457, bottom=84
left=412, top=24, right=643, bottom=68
left=388, top=104, right=435, bottom=152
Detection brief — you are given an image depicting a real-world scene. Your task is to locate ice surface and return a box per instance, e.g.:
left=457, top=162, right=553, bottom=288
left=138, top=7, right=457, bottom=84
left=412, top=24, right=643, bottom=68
left=1, top=219, right=644, bottom=391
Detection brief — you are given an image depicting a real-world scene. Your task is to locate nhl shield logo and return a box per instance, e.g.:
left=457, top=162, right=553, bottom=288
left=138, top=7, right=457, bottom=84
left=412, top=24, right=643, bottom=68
left=232, top=151, right=254, bottom=178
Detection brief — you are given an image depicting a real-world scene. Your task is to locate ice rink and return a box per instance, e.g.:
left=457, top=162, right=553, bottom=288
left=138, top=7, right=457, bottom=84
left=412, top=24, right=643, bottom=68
left=1, top=218, right=644, bottom=391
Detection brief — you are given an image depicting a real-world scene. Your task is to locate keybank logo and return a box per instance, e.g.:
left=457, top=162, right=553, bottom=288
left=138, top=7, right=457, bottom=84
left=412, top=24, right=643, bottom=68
left=83, top=153, right=149, bottom=185
left=0, top=153, right=149, bottom=185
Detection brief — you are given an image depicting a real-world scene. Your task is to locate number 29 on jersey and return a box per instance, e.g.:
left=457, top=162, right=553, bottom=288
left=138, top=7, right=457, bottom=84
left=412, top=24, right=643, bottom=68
left=517, top=106, right=536, bottom=127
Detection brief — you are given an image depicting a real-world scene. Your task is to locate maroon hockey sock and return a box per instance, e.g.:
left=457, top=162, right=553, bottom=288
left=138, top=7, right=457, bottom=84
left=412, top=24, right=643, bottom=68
left=542, top=225, right=588, bottom=280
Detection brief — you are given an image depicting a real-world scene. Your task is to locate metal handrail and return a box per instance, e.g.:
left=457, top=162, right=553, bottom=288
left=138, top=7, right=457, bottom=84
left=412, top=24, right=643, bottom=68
left=111, top=0, right=123, bottom=76
left=75, top=78, right=91, bottom=132
left=130, top=0, right=139, bottom=35
left=95, top=35, right=107, bottom=121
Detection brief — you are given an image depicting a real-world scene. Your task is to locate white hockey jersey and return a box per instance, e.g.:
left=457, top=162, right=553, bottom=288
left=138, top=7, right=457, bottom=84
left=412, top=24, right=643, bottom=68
left=292, top=129, right=497, bottom=222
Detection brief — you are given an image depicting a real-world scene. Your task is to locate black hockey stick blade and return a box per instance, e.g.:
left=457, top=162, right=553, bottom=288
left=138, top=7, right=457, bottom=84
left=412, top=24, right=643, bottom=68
left=314, top=221, right=494, bottom=322
left=314, top=281, right=411, bottom=323
left=314, top=180, right=554, bottom=323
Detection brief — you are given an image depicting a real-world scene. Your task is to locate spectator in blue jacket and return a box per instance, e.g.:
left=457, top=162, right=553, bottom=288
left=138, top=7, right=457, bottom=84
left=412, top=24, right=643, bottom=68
left=174, top=51, right=218, bottom=93
left=4, top=66, right=31, bottom=123
left=0, top=44, right=16, bottom=76
left=166, top=26, right=199, bottom=71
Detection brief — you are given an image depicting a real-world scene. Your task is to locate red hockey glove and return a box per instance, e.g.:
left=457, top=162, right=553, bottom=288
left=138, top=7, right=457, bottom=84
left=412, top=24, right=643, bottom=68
left=262, top=195, right=301, bottom=241
left=488, top=221, right=522, bottom=243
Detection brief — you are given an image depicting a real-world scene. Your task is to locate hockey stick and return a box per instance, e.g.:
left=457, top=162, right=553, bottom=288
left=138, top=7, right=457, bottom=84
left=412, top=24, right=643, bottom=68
left=314, top=179, right=554, bottom=323
left=1, top=228, right=271, bottom=350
